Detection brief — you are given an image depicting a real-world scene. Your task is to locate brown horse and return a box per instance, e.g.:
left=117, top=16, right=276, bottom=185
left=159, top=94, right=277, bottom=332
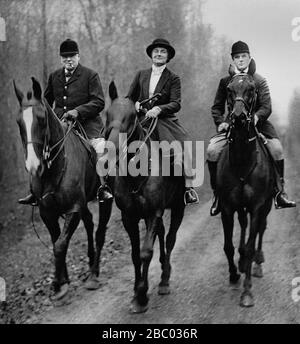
left=13, top=77, right=111, bottom=301
left=96, top=81, right=186, bottom=313
left=217, top=72, right=274, bottom=307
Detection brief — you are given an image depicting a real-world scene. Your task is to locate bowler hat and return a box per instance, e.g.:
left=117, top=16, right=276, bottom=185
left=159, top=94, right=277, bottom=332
left=231, top=41, right=250, bottom=56
left=60, top=39, right=79, bottom=57
left=146, top=38, right=175, bottom=60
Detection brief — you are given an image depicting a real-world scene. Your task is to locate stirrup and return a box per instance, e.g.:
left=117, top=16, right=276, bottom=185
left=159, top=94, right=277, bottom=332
left=97, top=184, right=113, bottom=203
left=274, top=191, right=296, bottom=209
left=184, top=188, right=199, bottom=205
left=18, top=194, right=38, bottom=206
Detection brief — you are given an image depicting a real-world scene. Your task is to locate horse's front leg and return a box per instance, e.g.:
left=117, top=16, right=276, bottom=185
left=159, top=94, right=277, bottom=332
left=86, top=198, right=113, bottom=290
left=240, top=210, right=261, bottom=307
left=82, top=206, right=95, bottom=269
left=134, top=213, right=161, bottom=312
left=39, top=207, right=61, bottom=292
left=221, top=207, right=240, bottom=285
left=52, top=211, right=81, bottom=301
left=158, top=203, right=184, bottom=295
left=238, top=208, right=248, bottom=274
left=121, top=212, right=142, bottom=313
left=252, top=217, right=266, bottom=278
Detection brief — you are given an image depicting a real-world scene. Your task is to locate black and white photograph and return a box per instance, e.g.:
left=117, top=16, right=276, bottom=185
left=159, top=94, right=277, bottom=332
left=0, top=0, right=300, bottom=328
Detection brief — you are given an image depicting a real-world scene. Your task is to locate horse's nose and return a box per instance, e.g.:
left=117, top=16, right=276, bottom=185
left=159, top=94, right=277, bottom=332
left=233, top=101, right=246, bottom=117
left=25, top=145, right=41, bottom=175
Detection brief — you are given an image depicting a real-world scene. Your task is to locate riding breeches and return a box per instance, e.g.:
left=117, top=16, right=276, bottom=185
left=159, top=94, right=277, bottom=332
left=206, top=132, right=284, bottom=162
left=89, top=137, right=106, bottom=157
left=89, top=138, right=106, bottom=180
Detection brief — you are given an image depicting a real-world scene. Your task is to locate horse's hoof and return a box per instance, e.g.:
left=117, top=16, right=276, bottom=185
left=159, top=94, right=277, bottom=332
left=51, top=283, right=69, bottom=302
left=129, top=298, right=148, bottom=314
left=158, top=285, right=170, bottom=295
left=229, top=274, right=241, bottom=289
left=240, top=291, right=254, bottom=307
left=254, top=251, right=265, bottom=264
left=252, top=263, right=263, bottom=278
left=85, top=275, right=101, bottom=290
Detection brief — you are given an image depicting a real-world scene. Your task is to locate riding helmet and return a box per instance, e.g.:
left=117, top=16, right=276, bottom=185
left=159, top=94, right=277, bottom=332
left=231, top=41, right=250, bottom=56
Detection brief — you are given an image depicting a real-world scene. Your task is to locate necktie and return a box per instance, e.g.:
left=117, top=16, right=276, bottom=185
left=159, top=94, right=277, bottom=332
left=65, top=70, right=72, bottom=78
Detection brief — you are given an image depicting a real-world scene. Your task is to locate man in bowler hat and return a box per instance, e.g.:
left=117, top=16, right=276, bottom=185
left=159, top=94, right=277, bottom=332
left=19, top=38, right=112, bottom=205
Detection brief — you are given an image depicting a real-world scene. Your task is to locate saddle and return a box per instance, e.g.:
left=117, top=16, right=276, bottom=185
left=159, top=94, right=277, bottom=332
left=69, top=122, right=97, bottom=166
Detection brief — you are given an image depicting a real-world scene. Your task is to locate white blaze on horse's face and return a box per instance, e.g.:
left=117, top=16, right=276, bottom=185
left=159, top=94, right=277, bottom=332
left=23, top=107, right=40, bottom=175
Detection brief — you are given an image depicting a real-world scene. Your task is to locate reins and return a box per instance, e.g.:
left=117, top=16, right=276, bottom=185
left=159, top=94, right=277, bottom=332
left=28, top=102, right=76, bottom=249
left=42, top=103, right=76, bottom=169
left=31, top=206, right=52, bottom=251
left=106, top=94, right=161, bottom=178
left=227, top=75, right=258, bottom=144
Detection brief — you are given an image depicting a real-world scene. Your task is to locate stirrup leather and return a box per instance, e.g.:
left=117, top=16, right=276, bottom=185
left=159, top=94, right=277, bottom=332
left=184, top=188, right=199, bottom=205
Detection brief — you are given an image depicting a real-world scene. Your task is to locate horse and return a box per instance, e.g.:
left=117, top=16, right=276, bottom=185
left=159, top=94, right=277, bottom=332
left=95, top=81, right=186, bottom=313
left=13, top=77, right=111, bottom=301
left=217, top=71, right=274, bottom=307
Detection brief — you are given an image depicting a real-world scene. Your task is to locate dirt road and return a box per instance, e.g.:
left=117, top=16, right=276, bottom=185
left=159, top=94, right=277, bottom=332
left=41, top=172, right=300, bottom=324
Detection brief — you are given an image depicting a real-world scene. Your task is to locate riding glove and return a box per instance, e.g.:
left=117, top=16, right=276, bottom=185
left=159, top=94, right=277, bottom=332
left=62, top=109, right=79, bottom=121
left=218, top=122, right=229, bottom=132
left=146, top=106, right=161, bottom=118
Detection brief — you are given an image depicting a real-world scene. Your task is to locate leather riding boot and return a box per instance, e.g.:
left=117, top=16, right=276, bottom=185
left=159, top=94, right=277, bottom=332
left=207, top=161, right=220, bottom=216
left=97, top=184, right=113, bottom=203
left=18, top=193, right=38, bottom=206
left=184, top=187, right=199, bottom=205
left=274, top=160, right=296, bottom=209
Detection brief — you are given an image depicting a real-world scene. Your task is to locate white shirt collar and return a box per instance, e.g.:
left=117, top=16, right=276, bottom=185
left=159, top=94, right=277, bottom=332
left=151, top=64, right=166, bottom=75
left=233, top=65, right=249, bottom=75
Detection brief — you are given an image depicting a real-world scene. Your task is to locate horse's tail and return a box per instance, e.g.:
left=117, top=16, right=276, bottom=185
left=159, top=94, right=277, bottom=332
left=109, top=80, right=118, bottom=101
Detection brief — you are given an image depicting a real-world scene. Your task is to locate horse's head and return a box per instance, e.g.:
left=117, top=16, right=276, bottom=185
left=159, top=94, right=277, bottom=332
left=105, top=81, right=137, bottom=149
left=13, top=77, right=48, bottom=176
left=227, top=73, right=257, bottom=130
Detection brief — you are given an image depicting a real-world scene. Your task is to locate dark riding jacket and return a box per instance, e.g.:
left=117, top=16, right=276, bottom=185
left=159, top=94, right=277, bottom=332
left=211, top=66, right=278, bottom=139
left=127, top=67, right=189, bottom=143
left=44, top=63, right=105, bottom=139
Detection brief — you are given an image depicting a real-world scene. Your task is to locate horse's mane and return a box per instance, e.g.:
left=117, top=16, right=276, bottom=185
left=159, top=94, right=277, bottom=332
left=108, top=96, right=136, bottom=117
left=43, top=97, right=64, bottom=127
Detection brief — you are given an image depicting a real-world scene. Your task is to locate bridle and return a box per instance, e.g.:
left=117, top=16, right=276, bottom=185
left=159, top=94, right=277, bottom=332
left=227, top=75, right=257, bottom=143
left=104, top=94, right=161, bottom=191
left=105, top=93, right=161, bottom=166
left=25, top=100, right=74, bottom=176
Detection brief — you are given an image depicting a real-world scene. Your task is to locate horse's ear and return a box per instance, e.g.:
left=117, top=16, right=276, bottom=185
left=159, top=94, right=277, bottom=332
left=228, top=64, right=236, bottom=77
left=13, top=80, right=24, bottom=106
left=109, top=81, right=118, bottom=101
left=31, top=76, right=42, bottom=100
left=248, top=59, right=256, bottom=76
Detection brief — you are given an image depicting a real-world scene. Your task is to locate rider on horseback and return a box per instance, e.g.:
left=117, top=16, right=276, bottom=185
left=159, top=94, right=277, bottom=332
left=19, top=38, right=112, bottom=205
left=127, top=38, right=199, bottom=204
left=207, top=40, right=296, bottom=216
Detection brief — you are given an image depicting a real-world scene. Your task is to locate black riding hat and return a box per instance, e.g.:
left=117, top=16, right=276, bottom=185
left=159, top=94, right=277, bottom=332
left=146, top=38, right=176, bottom=60
left=60, top=39, right=79, bottom=57
left=231, top=41, right=250, bottom=56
